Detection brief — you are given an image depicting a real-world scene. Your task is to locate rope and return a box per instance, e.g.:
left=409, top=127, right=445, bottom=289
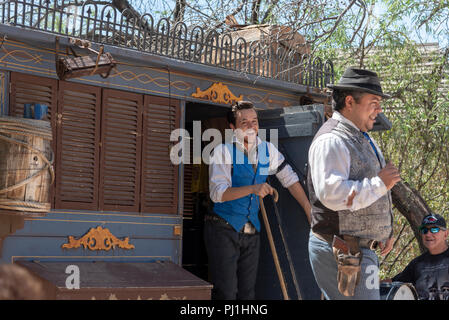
left=0, top=199, right=50, bottom=212
left=0, top=117, right=52, bottom=137
left=0, top=126, right=52, bottom=140
left=91, top=45, right=104, bottom=76
left=0, top=133, right=55, bottom=193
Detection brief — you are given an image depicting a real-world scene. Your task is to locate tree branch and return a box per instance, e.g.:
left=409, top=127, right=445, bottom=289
left=213, top=1, right=246, bottom=30
left=250, top=0, right=262, bottom=24
left=391, top=181, right=432, bottom=253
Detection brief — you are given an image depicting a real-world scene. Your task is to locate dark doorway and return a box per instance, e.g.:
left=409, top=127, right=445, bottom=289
left=181, top=101, right=229, bottom=281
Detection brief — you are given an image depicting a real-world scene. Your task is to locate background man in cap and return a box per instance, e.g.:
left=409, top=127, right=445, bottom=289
left=307, top=67, right=400, bottom=299
left=392, top=214, right=449, bottom=300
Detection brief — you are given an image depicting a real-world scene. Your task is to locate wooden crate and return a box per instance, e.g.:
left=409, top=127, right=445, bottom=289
left=216, top=25, right=311, bottom=81
left=229, top=25, right=310, bottom=54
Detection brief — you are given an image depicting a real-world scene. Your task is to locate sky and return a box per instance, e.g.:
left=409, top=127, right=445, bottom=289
left=374, top=1, right=448, bottom=48
left=142, top=0, right=449, bottom=48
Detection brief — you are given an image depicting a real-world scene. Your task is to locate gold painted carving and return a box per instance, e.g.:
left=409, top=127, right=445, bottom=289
left=192, top=82, right=243, bottom=105
left=62, top=226, right=135, bottom=251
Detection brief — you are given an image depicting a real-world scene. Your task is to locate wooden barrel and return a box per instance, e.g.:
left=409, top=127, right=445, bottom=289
left=0, top=116, right=54, bottom=216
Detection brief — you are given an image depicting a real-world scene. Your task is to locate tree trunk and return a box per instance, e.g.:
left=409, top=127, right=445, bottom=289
left=112, top=0, right=151, bottom=32
left=251, top=0, right=262, bottom=24
left=391, top=181, right=431, bottom=253
left=174, top=0, right=186, bottom=23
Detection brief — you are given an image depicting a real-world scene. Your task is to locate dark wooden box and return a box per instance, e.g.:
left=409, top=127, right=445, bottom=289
left=56, top=53, right=115, bottom=80
left=17, top=260, right=212, bottom=300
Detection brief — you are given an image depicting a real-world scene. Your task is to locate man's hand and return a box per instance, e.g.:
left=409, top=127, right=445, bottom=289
left=252, top=183, right=274, bottom=198
left=221, top=183, right=273, bottom=202
left=379, top=237, right=395, bottom=256
left=378, top=162, right=401, bottom=190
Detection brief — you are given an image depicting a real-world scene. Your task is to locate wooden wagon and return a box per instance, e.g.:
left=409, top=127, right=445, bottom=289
left=0, top=0, right=336, bottom=300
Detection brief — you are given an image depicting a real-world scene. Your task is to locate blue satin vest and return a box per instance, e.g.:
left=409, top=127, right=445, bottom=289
left=213, top=141, right=270, bottom=232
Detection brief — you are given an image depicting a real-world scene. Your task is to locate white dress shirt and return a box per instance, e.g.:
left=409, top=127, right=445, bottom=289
left=308, top=111, right=388, bottom=212
left=209, top=135, right=299, bottom=203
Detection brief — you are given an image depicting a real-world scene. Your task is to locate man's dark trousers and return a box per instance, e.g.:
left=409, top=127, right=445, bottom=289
left=204, top=218, right=260, bottom=300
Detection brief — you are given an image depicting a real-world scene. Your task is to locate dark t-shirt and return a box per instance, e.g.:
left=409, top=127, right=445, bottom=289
left=393, top=247, right=449, bottom=300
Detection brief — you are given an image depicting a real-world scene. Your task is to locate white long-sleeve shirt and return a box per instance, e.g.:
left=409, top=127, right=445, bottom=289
left=209, top=136, right=300, bottom=203
left=308, top=111, right=388, bottom=212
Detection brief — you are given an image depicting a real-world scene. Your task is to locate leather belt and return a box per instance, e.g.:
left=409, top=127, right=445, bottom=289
left=204, top=213, right=229, bottom=225
left=359, top=238, right=379, bottom=250
left=204, top=214, right=256, bottom=234
left=312, top=231, right=378, bottom=250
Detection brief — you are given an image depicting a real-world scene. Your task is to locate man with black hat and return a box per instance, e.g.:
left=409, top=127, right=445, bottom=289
left=307, top=67, right=400, bottom=299
left=392, top=214, right=449, bottom=300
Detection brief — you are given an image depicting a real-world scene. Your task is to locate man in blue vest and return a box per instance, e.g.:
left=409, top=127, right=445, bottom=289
left=206, top=100, right=311, bottom=300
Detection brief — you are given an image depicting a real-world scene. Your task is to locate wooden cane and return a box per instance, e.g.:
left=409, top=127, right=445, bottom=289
left=259, top=188, right=290, bottom=300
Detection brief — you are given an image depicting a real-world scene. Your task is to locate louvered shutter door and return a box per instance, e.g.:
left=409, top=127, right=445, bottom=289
left=141, top=96, right=180, bottom=214
left=183, top=144, right=194, bottom=216
left=99, top=89, right=142, bottom=212
left=55, top=82, right=101, bottom=210
left=183, top=163, right=194, bottom=216
left=9, top=72, right=58, bottom=207
left=9, top=73, right=57, bottom=121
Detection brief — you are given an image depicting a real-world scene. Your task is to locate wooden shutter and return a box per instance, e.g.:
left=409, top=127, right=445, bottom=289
left=141, top=96, right=180, bottom=214
left=9, top=72, right=58, bottom=151
left=99, top=89, right=143, bottom=212
left=9, top=73, right=57, bottom=120
left=54, top=81, right=101, bottom=210
left=183, top=163, right=194, bottom=216
left=9, top=72, right=58, bottom=207
left=183, top=143, right=194, bottom=216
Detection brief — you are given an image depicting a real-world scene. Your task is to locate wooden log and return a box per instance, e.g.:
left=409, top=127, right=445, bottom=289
left=0, top=116, right=53, bottom=216
left=391, top=181, right=431, bottom=253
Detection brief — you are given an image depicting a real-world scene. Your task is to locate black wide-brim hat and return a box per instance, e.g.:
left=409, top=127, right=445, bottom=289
left=327, top=67, right=391, bottom=99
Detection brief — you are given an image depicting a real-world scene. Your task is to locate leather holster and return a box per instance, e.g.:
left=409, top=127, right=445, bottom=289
left=332, top=235, right=362, bottom=297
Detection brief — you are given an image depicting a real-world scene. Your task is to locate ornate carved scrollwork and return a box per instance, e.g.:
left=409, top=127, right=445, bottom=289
left=62, top=226, right=135, bottom=251
left=191, top=82, right=243, bottom=105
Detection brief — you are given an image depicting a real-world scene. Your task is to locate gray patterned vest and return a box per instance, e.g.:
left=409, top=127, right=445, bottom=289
left=307, top=118, right=393, bottom=241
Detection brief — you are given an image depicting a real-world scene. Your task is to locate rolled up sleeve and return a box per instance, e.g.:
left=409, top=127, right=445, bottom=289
left=209, top=144, right=232, bottom=203
left=309, top=134, right=388, bottom=212
left=267, top=142, right=299, bottom=188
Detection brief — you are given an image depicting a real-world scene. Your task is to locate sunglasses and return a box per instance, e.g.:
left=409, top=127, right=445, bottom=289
left=420, top=227, right=445, bottom=234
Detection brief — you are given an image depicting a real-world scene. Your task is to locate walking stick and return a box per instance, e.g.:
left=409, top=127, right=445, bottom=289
left=259, top=188, right=290, bottom=300
left=266, top=177, right=302, bottom=300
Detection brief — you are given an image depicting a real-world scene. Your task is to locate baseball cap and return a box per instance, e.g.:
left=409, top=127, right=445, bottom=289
left=420, top=214, right=447, bottom=229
